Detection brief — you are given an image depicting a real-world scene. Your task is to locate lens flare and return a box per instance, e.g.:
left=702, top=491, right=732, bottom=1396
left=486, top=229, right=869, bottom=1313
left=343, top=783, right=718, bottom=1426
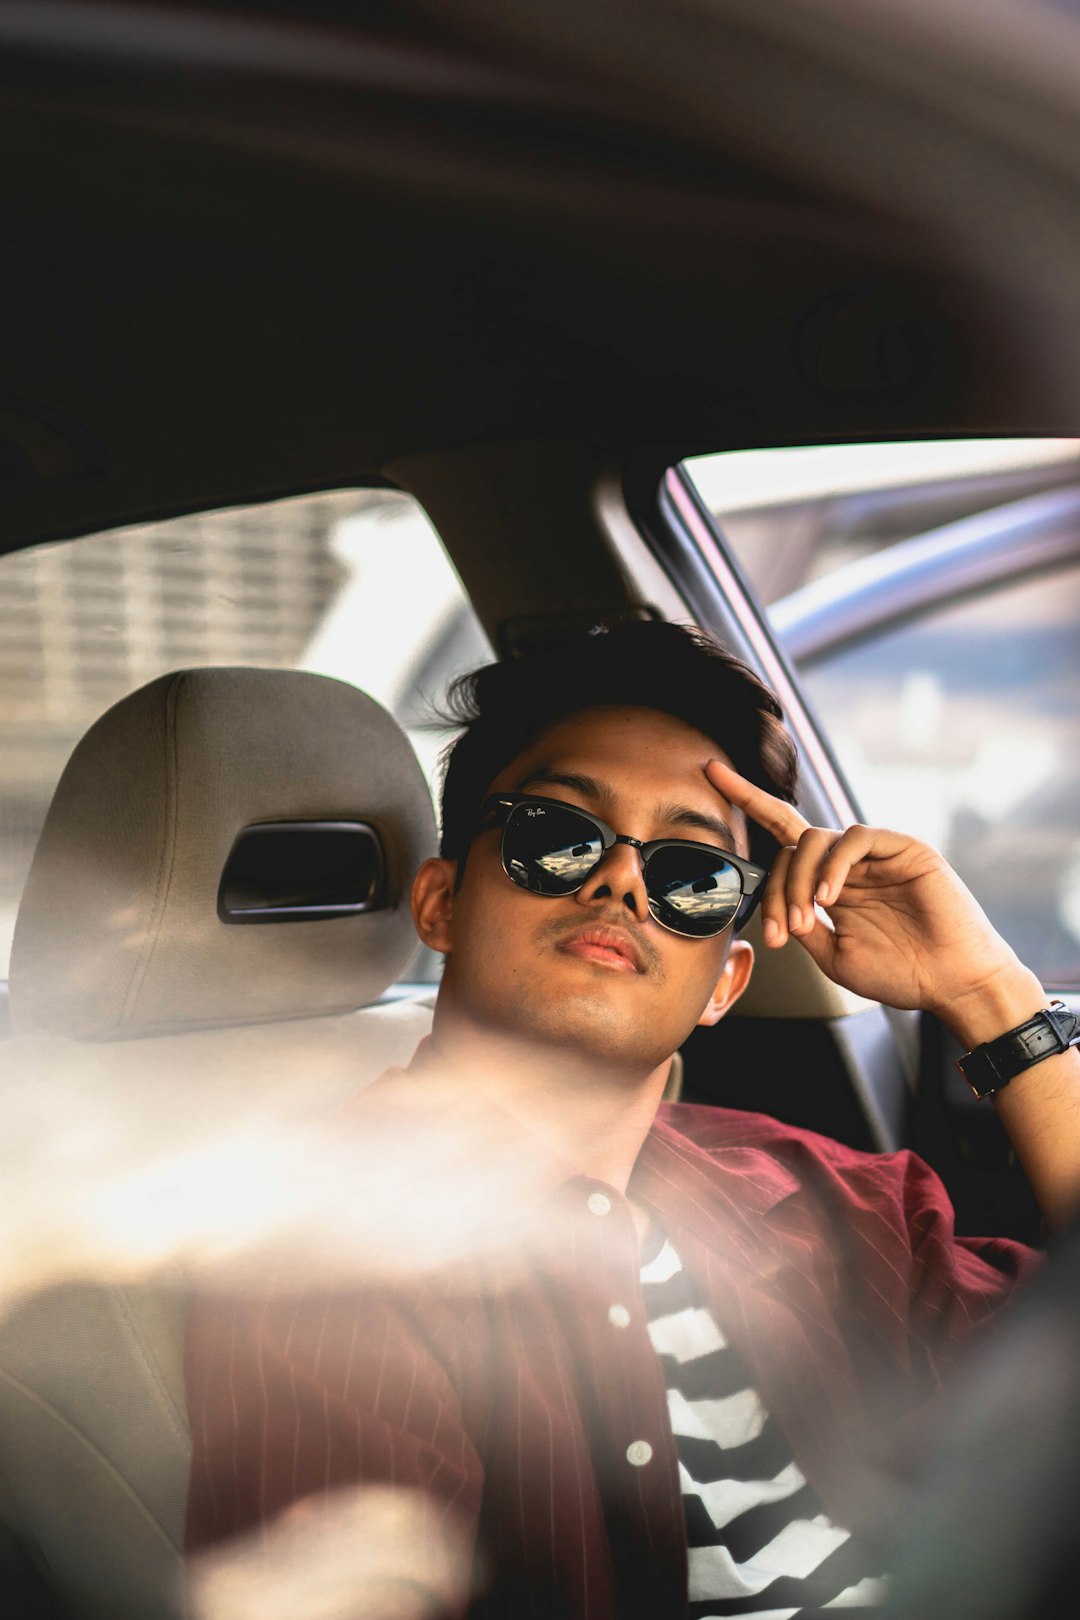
left=0, top=1032, right=575, bottom=1315
left=188, top=1486, right=474, bottom=1620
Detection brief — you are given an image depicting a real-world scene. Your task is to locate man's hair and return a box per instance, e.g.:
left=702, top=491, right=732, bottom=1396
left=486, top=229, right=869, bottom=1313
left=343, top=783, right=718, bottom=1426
left=438, top=621, right=798, bottom=873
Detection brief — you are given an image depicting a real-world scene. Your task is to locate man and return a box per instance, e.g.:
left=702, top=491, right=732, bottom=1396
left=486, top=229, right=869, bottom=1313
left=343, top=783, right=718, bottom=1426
left=185, top=622, right=1079, bottom=1619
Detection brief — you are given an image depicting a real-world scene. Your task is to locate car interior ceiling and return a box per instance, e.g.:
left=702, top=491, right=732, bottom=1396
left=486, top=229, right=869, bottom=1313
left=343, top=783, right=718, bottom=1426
left=1, top=0, right=1077, bottom=560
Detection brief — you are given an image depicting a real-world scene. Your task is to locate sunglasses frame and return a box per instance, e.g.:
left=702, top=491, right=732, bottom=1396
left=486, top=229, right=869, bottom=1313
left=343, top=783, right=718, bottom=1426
left=475, top=792, right=768, bottom=938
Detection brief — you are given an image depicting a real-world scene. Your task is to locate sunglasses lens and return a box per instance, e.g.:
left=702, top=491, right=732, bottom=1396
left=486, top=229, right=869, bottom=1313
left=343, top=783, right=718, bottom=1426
left=644, top=846, right=744, bottom=937
left=503, top=803, right=604, bottom=895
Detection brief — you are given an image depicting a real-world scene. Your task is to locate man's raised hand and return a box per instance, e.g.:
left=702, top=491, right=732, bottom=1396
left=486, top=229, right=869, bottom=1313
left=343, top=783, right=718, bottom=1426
left=705, top=758, right=1033, bottom=1024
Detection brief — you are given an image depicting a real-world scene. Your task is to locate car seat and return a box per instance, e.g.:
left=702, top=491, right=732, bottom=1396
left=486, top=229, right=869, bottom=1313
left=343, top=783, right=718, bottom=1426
left=0, top=667, right=438, bottom=1620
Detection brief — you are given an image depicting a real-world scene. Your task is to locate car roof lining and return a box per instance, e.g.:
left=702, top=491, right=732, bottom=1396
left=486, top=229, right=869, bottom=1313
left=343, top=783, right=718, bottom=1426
left=1, top=0, right=1076, bottom=555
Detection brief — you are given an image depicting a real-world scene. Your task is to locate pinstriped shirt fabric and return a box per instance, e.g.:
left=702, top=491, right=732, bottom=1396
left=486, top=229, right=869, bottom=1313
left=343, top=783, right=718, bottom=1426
left=185, top=1092, right=1037, bottom=1619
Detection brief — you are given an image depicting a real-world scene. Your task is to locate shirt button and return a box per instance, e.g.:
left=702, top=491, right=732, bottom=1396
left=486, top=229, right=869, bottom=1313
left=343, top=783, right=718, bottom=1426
left=626, top=1440, right=653, bottom=1468
left=587, top=1192, right=612, bottom=1217
left=607, top=1303, right=631, bottom=1329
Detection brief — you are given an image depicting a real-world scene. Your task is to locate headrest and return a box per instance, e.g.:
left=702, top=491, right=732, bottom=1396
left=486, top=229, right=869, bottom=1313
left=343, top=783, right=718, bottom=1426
left=9, top=669, right=437, bottom=1041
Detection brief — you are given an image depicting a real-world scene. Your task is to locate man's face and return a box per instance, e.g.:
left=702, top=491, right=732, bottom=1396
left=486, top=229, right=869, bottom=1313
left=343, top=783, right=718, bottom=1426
left=415, top=705, right=755, bottom=1075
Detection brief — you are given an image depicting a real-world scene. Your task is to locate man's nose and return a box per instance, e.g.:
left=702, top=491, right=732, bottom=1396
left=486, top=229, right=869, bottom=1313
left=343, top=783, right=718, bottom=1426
left=575, top=842, right=649, bottom=920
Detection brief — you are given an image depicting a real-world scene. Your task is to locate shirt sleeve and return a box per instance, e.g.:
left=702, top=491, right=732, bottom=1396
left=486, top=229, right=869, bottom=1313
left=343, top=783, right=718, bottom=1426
left=801, top=1138, right=1041, bottom=1386
left=894, top=1147, right=1041, bottom=1364
left=184, top=1285, right=483, bottom=1616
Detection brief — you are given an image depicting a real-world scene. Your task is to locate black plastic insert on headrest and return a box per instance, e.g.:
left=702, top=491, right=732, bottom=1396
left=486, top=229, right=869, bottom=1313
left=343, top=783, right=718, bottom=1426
left=218, top=821, right=387, bottom=924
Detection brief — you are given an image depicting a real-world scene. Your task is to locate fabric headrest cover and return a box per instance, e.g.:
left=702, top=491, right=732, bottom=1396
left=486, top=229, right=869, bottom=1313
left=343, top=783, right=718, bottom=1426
left=9, top=668, right=437, bottom=1040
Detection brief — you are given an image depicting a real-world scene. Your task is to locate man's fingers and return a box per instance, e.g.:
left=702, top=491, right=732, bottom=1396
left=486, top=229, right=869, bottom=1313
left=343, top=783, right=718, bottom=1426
left=760, top=839, right=841, bottom=968
left=785, top=907, right=839, bottom=978
left=814, top=824, right=871, bottom=906
left=705, top=758, right=808, bottom=844
left=760, top=844, right=795, bottom=946
left=813, top=823, right=902, bottom=905
left=785, top=827, right=840, bottom=935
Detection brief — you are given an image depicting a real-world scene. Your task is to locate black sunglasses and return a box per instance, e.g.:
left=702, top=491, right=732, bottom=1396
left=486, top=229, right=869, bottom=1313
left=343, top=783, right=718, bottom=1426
left=474, top=793, right=768, bottom=938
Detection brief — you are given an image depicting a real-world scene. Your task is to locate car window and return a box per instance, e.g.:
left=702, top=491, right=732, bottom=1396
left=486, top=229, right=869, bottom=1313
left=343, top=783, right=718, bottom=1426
left=684, top=441, right=1080, bottom=987
left=0, top=489, right=490, bottom=978
left=796, top=562, right=1080, bottom=986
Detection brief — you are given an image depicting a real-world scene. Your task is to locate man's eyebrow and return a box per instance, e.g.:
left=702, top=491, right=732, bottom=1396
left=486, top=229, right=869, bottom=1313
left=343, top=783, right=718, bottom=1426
left=513, top=769, right=739, bottom=850
left=660, top=803, right=739, bottom=850
left=513, top=768, right=609, bottom=802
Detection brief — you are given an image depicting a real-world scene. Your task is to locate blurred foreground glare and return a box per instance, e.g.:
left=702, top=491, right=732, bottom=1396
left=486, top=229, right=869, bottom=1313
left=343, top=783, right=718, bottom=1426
left=189, top=1487, right=472, bottom=1620
left=0, top=1033, right=563, bottom=1317
left=1, top=1010, right=1068, bottom=1620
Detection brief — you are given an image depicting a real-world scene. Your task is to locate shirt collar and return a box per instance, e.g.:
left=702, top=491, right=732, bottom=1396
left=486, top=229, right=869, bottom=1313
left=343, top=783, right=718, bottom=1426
left=359, top=1040, right=801, bottom=1282
left=630, top=1112, right=801, bottom=1274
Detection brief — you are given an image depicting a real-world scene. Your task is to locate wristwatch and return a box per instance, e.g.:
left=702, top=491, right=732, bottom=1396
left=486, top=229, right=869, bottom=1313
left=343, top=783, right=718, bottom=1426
left=956, top=1001, right=1080, bottom=1099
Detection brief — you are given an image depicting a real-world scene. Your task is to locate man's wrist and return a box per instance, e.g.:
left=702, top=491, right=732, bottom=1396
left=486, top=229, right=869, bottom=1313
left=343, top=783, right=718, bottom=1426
left=937, top=964, right=1045, bottom=1052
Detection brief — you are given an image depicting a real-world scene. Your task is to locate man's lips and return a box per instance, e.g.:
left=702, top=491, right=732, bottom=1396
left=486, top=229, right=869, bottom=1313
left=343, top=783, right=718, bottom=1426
left=557, top=924, right=645, bottom=974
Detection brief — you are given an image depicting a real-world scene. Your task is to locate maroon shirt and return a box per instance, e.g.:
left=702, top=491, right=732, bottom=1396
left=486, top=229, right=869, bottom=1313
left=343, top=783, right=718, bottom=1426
left=185, top=1094, right=1036, bottom=1618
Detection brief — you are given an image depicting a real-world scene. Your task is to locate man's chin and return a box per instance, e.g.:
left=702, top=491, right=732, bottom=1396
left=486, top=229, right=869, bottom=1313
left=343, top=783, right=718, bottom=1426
left=498, top=993, right=667, bottom=1072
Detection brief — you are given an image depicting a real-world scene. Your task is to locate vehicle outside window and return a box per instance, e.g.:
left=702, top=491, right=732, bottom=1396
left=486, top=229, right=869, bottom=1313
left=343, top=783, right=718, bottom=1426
left=0, top=490, right=490, bottom=978
left=685, top=440, right=1080, bottom=988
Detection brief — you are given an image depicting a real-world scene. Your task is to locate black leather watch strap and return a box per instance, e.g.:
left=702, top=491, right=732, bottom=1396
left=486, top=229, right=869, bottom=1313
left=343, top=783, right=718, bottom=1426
left=957, top=1001, right=1080, bottom=1099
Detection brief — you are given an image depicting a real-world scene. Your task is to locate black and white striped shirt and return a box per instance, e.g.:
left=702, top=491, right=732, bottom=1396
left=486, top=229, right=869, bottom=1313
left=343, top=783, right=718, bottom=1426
left=640, top=1232, right=887, bottom=1619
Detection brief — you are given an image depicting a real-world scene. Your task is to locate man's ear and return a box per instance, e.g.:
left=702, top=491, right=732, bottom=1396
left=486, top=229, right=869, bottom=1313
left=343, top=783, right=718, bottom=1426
left=696, top=940, right=754, bottom=1029
left=410, top=857, right=459, bottom=956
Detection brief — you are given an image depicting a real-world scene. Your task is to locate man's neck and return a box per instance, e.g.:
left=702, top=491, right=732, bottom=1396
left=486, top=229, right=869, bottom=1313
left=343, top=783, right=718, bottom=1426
left=426, top=1008, right=671, bottom=1195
